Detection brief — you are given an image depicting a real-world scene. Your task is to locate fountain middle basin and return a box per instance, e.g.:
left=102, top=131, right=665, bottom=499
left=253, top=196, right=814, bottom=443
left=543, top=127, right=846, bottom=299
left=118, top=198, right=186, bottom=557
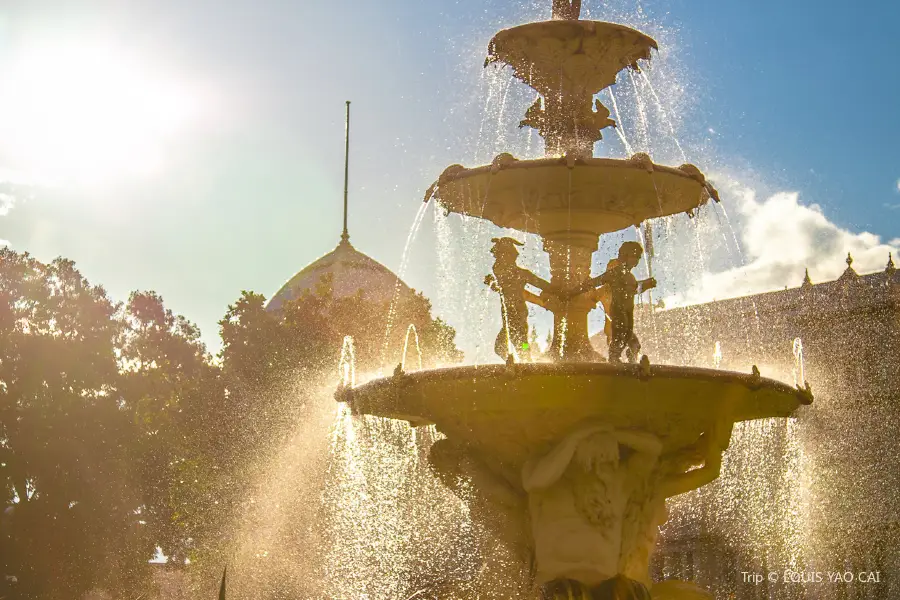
left=336, top=363, right=811, bottom=469
left=430, top=155, right=718, bottom=244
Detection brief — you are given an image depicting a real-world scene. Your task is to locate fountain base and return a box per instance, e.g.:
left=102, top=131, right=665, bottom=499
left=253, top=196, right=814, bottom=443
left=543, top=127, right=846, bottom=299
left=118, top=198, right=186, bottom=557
left=337, top=363, right=811, bottom=596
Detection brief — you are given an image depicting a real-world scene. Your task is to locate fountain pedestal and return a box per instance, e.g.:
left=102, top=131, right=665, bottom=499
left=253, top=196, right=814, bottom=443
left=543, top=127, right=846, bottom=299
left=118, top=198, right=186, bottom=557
left=523, top=422, right=729, bottom=595
left=524, top=425, right=660, bottom=588
left=543, top=235, right=600, bottom=360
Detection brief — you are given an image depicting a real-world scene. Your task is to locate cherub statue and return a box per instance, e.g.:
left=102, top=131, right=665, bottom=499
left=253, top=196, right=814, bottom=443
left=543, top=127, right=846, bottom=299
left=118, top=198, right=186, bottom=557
left=484, top=237, right=555, bottom=361
left=552, top=0, right=582, bottom=20
left=580, top=241, right=657, bottom=364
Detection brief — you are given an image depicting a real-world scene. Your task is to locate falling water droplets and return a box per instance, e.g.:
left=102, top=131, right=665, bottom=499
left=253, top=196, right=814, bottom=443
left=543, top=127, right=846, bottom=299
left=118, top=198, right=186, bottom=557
left=339, top=335, right=356, bottom=388
left=792, top=337, right=805, bottom=387
left=381, top=202, right=430, bottom=373
left=401, top=324, right=423, bottom=372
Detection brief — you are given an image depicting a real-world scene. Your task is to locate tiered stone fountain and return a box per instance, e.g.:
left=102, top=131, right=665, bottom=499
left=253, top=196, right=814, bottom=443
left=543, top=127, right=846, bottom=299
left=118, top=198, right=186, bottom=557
left=338, top=2, right=811, bottom=598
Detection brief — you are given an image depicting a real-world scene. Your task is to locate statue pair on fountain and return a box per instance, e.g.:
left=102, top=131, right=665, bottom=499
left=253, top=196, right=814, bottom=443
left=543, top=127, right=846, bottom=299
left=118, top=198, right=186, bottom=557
left=486, top=238, right=655, bottom=363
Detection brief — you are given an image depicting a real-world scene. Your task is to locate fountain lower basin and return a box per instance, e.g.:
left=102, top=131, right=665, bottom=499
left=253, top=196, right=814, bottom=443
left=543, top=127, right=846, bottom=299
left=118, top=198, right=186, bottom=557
left=336, top=362, right=811, bottom=468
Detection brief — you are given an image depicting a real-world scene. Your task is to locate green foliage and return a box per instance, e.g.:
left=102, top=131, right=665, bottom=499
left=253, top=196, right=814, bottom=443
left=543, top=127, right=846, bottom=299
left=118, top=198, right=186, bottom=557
left=0, top=248, right=463, bottom=598
left=0, top=249, right=151, bottom=599
left=117, top=290, right=227, bottom=567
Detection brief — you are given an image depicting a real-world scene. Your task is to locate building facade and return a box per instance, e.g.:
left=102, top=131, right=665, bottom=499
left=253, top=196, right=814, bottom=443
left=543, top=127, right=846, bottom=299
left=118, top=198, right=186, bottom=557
left=632, top=255, right=900, bottom=599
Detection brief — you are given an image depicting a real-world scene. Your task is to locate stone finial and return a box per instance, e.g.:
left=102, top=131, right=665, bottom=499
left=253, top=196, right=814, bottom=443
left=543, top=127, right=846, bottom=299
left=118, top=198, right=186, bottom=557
left=796, top=381, right=814, bottom=405
left=639, top=354, right=652, bottom=379
left=801, top=268, right=813, bottom=288
left=839, top=252, right=859, bottom=282
left=748, top=365, right=762, bottom=390
left=334, top=384, right=352, bottom=403
left=887, top=252, right=896, bottom=276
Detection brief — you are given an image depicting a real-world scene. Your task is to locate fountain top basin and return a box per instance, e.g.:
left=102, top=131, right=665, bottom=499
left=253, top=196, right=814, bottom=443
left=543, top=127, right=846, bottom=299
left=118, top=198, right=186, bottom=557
left=428, top=154, right=718, bottom=243
left=336, top=362, right=812, bottom=469
left=487, top=20, right=658, bottom=96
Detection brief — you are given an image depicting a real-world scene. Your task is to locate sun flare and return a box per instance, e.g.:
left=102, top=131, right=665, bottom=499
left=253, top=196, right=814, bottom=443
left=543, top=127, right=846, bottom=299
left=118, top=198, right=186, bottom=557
left=0, top=38, right=202, bottom=187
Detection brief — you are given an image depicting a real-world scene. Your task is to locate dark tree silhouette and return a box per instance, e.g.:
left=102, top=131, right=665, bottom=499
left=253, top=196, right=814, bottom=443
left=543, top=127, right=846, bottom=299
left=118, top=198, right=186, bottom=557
left=0, top=248, right=462, bottom=599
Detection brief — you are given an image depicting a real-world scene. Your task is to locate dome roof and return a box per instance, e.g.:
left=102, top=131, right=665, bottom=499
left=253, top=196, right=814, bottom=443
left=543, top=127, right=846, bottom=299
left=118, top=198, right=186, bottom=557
left=266, top=238, right=415, bottom=312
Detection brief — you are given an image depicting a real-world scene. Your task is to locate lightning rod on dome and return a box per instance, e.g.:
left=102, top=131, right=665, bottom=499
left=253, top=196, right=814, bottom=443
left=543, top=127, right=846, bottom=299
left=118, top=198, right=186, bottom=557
left=341, top=100, right=351, bottom=245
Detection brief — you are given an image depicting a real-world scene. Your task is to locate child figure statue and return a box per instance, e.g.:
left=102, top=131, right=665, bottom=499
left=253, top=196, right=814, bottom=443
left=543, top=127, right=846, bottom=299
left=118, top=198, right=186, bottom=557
left=484, top=237, right=554, bottom=361
left=584, top=241, right=656, bottom=364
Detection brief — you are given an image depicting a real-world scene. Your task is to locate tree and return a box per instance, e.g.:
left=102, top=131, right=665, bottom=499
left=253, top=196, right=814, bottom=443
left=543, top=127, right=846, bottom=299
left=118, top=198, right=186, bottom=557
left=209, top=279, right=464, bottom=598
left=117, top=291, right=227, bottom=568
left=267, top=274, right=463, bottom=374
left=215, top=277, right=463, bottom=459
left=0, top=247, right=465, bottom=599
left=0, top=249, right=152, bottom=599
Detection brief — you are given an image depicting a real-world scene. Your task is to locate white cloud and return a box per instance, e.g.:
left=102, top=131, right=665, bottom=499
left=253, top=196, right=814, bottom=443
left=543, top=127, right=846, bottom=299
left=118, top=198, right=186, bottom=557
left=1, top=174, right=25, bottom=249
left=665, top=177, right=900, bottom=306
left=1, top=186, right=14, bottom=250
left=0, top=192, right=14, bottom=216
left=0, top=166, right=39, bottom=215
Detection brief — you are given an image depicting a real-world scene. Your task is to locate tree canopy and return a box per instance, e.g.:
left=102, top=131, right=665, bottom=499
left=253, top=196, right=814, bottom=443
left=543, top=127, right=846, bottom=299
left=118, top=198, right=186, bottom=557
left=0, top=248, right=462, bottom=599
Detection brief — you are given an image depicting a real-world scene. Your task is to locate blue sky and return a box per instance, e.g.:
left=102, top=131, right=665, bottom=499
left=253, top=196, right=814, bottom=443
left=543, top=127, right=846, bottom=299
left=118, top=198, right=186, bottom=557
left=0, top=0, right=898, bottom=358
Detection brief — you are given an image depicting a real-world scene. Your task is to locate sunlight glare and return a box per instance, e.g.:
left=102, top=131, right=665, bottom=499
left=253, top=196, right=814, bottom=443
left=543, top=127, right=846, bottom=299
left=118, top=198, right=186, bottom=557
left=0, top=39, right=202, bottom=187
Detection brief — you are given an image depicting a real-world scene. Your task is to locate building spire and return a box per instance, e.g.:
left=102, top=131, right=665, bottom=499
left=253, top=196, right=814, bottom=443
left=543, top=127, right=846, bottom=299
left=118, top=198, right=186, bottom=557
left=801, top=268, right=813, bottom=288
left=887, top=252, right=896, bottom=276
left=341, top=100, right=351, bottom=245
left=839, top=251, right=859, bottom=283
